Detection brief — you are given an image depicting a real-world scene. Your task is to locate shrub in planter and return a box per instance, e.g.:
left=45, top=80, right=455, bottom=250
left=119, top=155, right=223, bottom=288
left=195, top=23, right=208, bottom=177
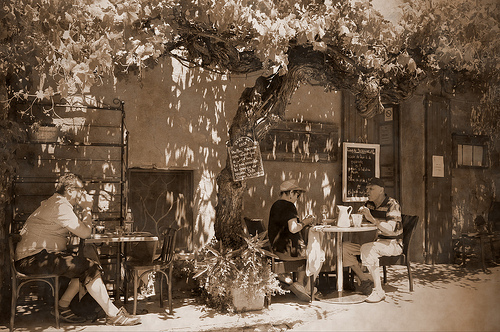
left=29, top=123, right=60, bottom=143
left=194, top=232, right=284, bottom=313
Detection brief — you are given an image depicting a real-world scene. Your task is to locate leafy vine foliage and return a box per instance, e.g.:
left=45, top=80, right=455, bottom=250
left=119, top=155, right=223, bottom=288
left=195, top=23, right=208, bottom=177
left=0, top=0, right=498, bottom=248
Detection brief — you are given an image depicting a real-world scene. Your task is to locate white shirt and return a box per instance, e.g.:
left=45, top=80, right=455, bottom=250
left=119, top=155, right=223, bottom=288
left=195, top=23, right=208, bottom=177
left=15, top=194, right=80, bottom=260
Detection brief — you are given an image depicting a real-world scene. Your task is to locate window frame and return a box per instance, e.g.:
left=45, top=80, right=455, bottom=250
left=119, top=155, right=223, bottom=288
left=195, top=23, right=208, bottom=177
left=452, top=134, right=489, bottom=168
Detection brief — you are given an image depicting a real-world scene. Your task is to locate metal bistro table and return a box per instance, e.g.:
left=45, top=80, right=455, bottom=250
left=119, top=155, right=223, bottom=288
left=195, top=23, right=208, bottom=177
left=86, top=231, right=159, bottom=302
left=311, top=223, right=377, bottom=303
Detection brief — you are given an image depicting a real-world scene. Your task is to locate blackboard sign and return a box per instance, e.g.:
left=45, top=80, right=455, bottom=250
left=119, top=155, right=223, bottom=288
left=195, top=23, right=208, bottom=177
left=228, top=137, right=265, bottom=182
left=342, top=143, right=380, bottom=202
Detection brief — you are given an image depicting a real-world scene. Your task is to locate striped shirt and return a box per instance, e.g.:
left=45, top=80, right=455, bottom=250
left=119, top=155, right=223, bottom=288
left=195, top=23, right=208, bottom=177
left=365, top=195, right=402, bottom=240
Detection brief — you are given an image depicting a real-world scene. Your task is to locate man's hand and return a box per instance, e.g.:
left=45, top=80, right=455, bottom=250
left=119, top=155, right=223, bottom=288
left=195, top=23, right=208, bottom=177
left=358, top=206, right=376, bottom=224
left=78, top=192, right=93, bottom=209
left=303, top=214, right=317, bottom=225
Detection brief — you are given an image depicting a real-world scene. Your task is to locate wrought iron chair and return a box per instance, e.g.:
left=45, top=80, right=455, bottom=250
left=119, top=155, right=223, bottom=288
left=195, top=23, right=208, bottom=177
left=9, top=233, right=60, bottom=331
left=124, top=227, right=178, bottom=315
left=460, top=209, right=498, bottom=272
left=379, top=215, right=419, bottom=292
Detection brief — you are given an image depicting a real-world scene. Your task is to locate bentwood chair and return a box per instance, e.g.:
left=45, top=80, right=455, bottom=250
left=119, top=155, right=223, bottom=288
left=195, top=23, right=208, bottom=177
left=9, top=234, right=60, bottom=331
left=243, top=217, right=313, bottom=303
left=124, top=227, right=178, bottom=315
left=379, top=215, right=419, bottom=292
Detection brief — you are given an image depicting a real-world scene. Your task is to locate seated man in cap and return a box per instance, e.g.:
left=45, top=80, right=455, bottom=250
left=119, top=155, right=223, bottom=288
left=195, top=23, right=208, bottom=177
left=268, top=179, right=316, bottom=301
left=343, top=177, right=403, bottom=303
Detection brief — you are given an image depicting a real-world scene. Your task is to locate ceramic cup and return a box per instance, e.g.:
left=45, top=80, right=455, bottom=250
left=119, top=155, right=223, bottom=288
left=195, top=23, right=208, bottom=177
left=95, top=225, right=105, bottom=234
left=351, top=214, right=363, bottom=227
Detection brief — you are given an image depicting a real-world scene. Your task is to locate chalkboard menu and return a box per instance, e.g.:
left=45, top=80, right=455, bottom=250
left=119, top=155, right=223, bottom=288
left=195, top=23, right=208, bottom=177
left=342, top=143, right=380, bottom=202
left=228, top=136, right=265, bottom=182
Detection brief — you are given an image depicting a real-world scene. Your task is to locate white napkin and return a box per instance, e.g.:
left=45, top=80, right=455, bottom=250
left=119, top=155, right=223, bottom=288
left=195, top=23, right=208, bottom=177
left=306, top=228, right=325, bottom=278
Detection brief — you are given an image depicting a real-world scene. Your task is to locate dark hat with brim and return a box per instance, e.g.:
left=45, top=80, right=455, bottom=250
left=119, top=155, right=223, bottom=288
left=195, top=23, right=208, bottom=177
left=367, top=177, right=385, bottom=188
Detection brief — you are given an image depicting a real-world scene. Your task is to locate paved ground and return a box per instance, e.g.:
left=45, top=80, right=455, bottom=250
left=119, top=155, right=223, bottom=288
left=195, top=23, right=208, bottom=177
left=2, top=263, right=500, bottom=331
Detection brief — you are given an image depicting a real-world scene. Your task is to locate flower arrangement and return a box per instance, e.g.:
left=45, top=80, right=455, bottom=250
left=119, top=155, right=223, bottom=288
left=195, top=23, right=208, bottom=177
left=194, top=231, right=284, bottom=312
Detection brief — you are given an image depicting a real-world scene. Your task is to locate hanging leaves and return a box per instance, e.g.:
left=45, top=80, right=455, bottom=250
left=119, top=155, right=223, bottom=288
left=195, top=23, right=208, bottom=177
left=0, top=0, right=497, bottom=126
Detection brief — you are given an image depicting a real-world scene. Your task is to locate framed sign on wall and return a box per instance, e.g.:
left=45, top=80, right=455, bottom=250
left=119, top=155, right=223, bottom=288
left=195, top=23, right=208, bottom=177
left=342, top=142, right=380, bottom=202
left=260, top=121, right=339, bottom=163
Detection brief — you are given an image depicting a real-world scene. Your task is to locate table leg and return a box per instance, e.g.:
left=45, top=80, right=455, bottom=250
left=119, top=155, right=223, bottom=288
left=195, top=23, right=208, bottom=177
left=336, top=232, right=343, bottom=297
left=115, top=242, right=122, bottom=302
left=323, top=231, right=366, bottom=304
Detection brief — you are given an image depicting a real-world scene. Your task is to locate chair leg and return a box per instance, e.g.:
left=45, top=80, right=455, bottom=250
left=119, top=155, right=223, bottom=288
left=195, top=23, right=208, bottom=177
left=54, top=276, right=60, bottom=329
left=310, top=275, right=315, bottom=302
left=479, top=236, right=487, bottom=272
left=382, top=265, right=387, bottom=284
left=489, top=236, right=497, bottom=263
left=133, top=271, right=139, bottom=315
left=168, top=266, right=173, bottom=314
left=407, top=262, right=413, bottom=292
left=265, top=294, right=272, bottom=308
left=10, top=277, right=16, bottom=332
left=124, top=270, right=128, bottom=305
left=159, top=272, right=164, bottom=308
left=462, top=235, right=467, bottom=267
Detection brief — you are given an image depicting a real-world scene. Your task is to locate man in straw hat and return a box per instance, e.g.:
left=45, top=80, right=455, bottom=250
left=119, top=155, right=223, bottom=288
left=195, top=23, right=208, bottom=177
left=268, top=179, right=316, bottom=301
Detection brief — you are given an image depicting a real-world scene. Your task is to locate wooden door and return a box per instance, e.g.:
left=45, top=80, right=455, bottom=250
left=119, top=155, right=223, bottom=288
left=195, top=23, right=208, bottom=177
left=425, top=95, right=453, bottom=263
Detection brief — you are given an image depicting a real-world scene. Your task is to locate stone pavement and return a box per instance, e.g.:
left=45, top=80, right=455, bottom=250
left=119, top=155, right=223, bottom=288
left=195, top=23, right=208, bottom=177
left=2, top=263, right=500, bottom=332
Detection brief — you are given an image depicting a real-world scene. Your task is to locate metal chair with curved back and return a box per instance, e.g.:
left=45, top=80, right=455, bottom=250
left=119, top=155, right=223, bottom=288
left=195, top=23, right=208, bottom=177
left=243, top=217, right=313, bottom=303
left=378, top=214, right=419, bottom=292
left=124, top=227, right=178, bottom=315
left=460, top=202, right=500, bottom=272
left=9, top=233, right=60, bottom=331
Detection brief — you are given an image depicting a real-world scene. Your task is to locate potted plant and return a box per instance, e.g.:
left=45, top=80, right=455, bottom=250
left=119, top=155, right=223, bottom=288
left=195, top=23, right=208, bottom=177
left=194, top=231, right=284, bottom=312
left=28, top=122, right=60, bottom=143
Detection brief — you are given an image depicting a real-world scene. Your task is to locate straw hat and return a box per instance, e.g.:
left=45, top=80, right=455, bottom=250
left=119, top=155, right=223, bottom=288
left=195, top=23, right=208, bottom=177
left=280, top=179, right=306, bottom=192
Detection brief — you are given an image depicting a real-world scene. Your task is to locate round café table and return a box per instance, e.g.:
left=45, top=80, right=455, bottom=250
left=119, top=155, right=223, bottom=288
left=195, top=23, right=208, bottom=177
left=311, top=223, right=377, bottom=303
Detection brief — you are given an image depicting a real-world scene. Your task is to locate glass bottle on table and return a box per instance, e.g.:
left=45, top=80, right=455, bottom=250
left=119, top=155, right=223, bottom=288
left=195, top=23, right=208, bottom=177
left=124, top=208, right=134, bottom=233
left=320, top=205, right=329, bottom=225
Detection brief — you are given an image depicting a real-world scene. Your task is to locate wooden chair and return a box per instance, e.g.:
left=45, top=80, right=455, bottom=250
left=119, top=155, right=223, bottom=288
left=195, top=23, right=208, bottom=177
left=9, top=234, right=60, bottom=331
left=124, top=227, right=178, bottom=315
left=379, top=215, right=419, bottom=292
left=243, top=217, right=313, bottom=303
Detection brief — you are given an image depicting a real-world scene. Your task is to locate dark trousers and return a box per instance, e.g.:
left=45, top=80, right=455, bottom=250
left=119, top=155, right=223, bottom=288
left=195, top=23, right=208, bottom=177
left=15, top=245, right=102, bottom=286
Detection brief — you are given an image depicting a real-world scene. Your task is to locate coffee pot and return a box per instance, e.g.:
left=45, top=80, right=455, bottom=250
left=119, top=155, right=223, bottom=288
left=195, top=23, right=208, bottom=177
left=337, top=205, right=353, bottom=228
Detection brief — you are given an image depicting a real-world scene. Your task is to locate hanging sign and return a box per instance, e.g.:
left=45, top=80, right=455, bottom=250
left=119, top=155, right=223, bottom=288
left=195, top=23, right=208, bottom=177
left=228, top=136, right=265, bottom=182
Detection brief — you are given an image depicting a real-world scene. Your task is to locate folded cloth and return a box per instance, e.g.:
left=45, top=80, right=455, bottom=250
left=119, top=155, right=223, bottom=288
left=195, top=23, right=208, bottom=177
left=306, top=228, right=325, bottom=279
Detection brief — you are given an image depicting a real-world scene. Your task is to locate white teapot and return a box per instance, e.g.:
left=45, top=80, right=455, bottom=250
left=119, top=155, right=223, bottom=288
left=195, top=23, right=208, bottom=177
left=337, top=205, right=353, bottom=228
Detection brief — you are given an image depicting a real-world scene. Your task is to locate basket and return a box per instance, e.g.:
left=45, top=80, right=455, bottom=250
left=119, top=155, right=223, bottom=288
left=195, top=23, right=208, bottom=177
left=29, top=126, right=60, bottom=143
